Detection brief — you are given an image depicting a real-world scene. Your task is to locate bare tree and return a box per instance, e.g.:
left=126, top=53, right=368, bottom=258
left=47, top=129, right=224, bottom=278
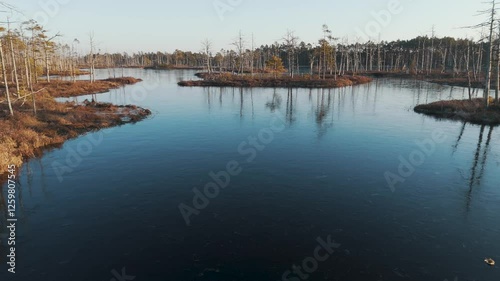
left=283, top=30, right=299, bottom=77
left=42, top=32, right=61, bottom=83
left=72, top=38, right=80, bottom=82
left=484, top=1, right=496, bottom=107
left=201, top=39, right=212, bottom=74
left=327, top=32, right=338, bottom=79
left=319, top=25, right=337, bottom=79
left=251, top=33, right=255, bottom=76
left=497, top=21, right=500, bottom=104
left=232, top=31, right=245, bottom=74
left=0, top=28, right=13, bottom=116
left=321, top=25, right=330, bottom=79
left=7, top=19, right=19, bottom=93
left=89, top=32, right=96, bottom=83
left=429, top=26, right=436, bottom=74
left=459, top=1, right=499, bottom=106
left=466, top=39, right=473, bottom=100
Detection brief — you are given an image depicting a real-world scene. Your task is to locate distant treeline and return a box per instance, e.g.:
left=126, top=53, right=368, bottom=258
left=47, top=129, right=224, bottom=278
left=0, top=20, right=491, bottom=91
left=85, top=36, right=488, bottom=79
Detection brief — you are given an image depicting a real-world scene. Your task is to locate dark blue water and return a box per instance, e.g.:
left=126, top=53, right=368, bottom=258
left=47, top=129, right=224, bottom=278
left=1, top=69, right=499, bottom=281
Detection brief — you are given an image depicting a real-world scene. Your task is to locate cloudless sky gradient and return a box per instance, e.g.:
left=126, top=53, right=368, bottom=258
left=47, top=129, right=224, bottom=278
left=7, top=0, right=490, bottom=53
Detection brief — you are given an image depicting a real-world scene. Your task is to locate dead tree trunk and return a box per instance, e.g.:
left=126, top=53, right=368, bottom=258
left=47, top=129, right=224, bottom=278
left=484, top=3, right=495, bottom=108
left=24, top=51, right=30, bottom=101
left=496, top=47, right=499, bottom=104
left=8, top=31, right=20, bottom=93
left=45, top=46, right=51, bottom=83
left=0, top=40, right=14, bottom=116
left=467, top=41, right=472, bottom=100
left=496, top=21, right=500, bottom=105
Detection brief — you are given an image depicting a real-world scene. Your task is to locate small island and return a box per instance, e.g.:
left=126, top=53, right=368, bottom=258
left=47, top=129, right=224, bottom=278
left=414, top=98, right=500, bottom=125
left=178, top=54, right=373, bottom=89
left=178, top=73, right=373, bottom=88
left=144, top=65, right=203, bottom=70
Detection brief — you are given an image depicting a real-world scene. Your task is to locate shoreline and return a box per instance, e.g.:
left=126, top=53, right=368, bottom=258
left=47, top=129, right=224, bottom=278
left=0, top=78, right=151, bottom=184
left=43, top=69, right=91, bottom=77
left=34, top=77, right=143, bottom=98
left=178, top=73, right=373, bottom=88
left=414, top=98, right=500, bottom=125
left=363, top=71, right=485, bottom=88
left=144, top=65, right=204, bottom=71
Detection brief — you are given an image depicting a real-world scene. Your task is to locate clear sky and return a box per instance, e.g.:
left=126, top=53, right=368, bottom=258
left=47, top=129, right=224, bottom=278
left=6, top=0, right=490, bottom=53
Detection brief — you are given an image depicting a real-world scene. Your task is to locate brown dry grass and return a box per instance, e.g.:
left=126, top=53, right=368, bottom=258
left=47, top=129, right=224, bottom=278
left=144, top=65, right=204, bottom=70
left=0, top=78, right=150, bottom=183
left=44, top=69, right=90, bottom=77
left=35, top=77, right=142, bottom=98
left=179, top=73, right=373, bottom=88
left=414, top=97, right=500, bottom=125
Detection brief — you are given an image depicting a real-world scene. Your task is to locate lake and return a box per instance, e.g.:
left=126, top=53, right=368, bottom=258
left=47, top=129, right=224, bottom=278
left=1, top=69, right=499, bottom=281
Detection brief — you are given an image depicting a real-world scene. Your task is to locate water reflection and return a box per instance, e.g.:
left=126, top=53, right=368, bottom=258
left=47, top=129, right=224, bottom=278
left=210, top=87, right=341, bottom=135
left=452, top=122, right=467, bottom=156
left=285, top=89, right=295, bottom=125
left=314, top=89, right=334, bottom=138
left=205, top=87, right=257, bottom=119
left=452, top=124, right=496, bottom=211
left=265, top=89, right=282, bottom=112
left=202, top=80, right=495, bottom=143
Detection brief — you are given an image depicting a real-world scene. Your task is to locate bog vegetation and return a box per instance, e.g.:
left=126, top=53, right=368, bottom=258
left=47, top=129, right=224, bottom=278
left=0, top=4, right=150, bottom=181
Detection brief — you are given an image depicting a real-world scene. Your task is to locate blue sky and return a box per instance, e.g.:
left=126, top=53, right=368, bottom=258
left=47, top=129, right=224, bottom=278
left=7, top=0, right=489, bottom=53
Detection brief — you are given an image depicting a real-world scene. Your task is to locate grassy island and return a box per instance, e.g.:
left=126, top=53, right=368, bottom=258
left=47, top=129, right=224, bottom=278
left=178, top=73, right=373, bottom=88
left=414, top=98, right=500, bottom=125
left=144, top=65, right=203, bottom=70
